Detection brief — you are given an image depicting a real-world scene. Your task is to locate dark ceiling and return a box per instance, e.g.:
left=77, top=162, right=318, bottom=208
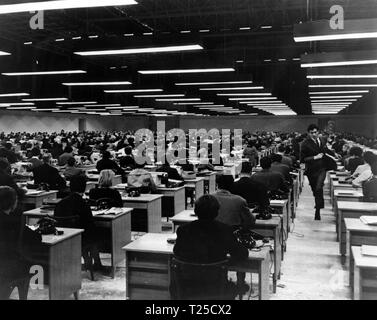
left=0, top=0, right=376, bottom=116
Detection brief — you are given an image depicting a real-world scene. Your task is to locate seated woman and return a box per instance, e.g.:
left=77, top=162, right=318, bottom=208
left=345, top=147, right=364, bottom=174
left=173, top=194, right=248, bottom=299
left=0, top=186, right=42, bottom=300
left=89, top=170, right=123, bottom=207
left=363, top=162, right=377, bottom=202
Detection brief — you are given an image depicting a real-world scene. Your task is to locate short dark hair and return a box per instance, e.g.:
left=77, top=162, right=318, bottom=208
left=260, top=156, right=272, bottom=169
left=194, top=195, right=220, bottom=220
left=124, top=146, right=133, bottom=155
left=307, top=124, right=319, bottom=132
left=349, top=147, right=363, bottom=157
left=271, top=153, right=283, bottom=163
left=278, top=145, right=285, bottom=153
left=241, top=161, right=253, bottom=174
left=64, top=146, right=73, bottom=153
left=364, top=151, right=376, bottom=165
left=70, top=175, right=87, bottom=193
left=216, top=174, right=234, bottom=191
left=67, top=157, right=76, bottom=167
left=102, top=151, right=111, bottom=159
left=31, top=147, right=41, bottom=157
left=0, top=186, right=17, bottom=212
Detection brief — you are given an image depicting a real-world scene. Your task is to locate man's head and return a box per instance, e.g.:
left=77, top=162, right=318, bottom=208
left=63, top=146, right=73, bottom=154
left=70, top=175, right=87, bottom=194
left=194, top=194, right=220, bottom=220
left=0, top=186, right=17, bottom=214
left=42, top=154, right=51, bottom=164
left=67, top=157, right=76, bottom=167
left=278, top=145, right=285, bottom=153
left=260, top=156, right=272, bottom=170
left=240, top=161, right=253, bottom=175
left=102, top=151, right=111, bottom=159
left=124, top=146, right=133, bottom=155
left=0, top=157, right=10, bottom=173
left=349, top=147, right=363, bottom=158
left=216, top=174, right=234, bottom=191
left=31, top=147, right=41, bottom=157
left=307, top=124, right=319, bottom=140
left=271, top=153, right=283, bottom=163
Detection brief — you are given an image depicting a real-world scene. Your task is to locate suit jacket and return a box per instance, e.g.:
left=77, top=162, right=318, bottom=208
left=63, top=167, right=85, bottom=180
left=33, top=163, right=66, bottom=190
left=280, top=154, right=293, bottom=169
left=28, top=157, right=43, bottom=170
left=250, top=169, right=289, bottom=193
left=271, top=162, right=292, bottom=184
left=300, top=137, right=328, bottom=175
left=363, top=177, right=377, bottom=202
left=213, top=190, right=255, bottom=228
left=156, top=165, right=183, bottom=181
left=173, top=219, right=248, bottom=264
left=231, top=176, right=270, bottom=208
left=96, top=158, right=124, bottom=176
left=0, top=148, right=19, bottom=164
left=58, top=153, right=73, bottom=166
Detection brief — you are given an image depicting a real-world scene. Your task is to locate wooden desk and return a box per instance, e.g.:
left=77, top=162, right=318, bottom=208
left=156, top=186, right=186, bottom=217
left=23, top=191, right=58, bottom=208
left=270, top=199, right=289, bottom=243
left=333, top=189, right=364, bottom=227
left=199, top=172, right=217, bottom=194
left=123, top=233, right=270, bottom=300
left=345, top=218, right=377, bottom=280
left=41, top=228, right=83, bottom=300
left=351, top=246, right=377, bottom=300
left=121, top=194, right=163, bottom=233
left=170, top=210, right=281, bottom=293
left=332, top=182, right=362, bottom=208
left=338, top=202, right=377, bottom=257
left=24, top=208, right=133, bottom=278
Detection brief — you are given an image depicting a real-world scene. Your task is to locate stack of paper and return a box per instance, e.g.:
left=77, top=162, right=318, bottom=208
left=360, top=216, right=377, bottom=226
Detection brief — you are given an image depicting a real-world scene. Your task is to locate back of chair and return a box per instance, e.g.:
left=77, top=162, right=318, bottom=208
left=170, top=257, right=229, bottom=300
left=54, top=215, right=80, bottom=229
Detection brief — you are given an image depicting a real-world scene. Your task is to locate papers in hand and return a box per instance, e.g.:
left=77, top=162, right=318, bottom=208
left=361, top=245, right=377, bottom=257
left=26, top=190, right=44, bottom=195
left=360, top=216, right=377, bottom=226
left=93, top=208, right=124, bottom=216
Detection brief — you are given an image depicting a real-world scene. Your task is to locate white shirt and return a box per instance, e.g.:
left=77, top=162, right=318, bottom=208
left=353, top=164, right=372, bottom=187
left=352, top=163, right=370, bottom=178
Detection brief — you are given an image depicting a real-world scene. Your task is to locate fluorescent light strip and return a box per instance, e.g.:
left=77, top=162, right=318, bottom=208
left=200, top=87, right=263, bottom=91
left=307, top=75, right=377, bottom=79
left=72, top=36, right=82, bottom=40
left=217, top=93, right=271, bottom=96
left=0, top=51, right=11, bottom=56
left=199, top=30, right=210, bottom=33
left=309, top=84, right=377, bottom=88
left=134, top=94, right=185, bottom=98
left=139, top=68, right=235, bottom=74
left=312, top=104, right=350, bottom=107
left=176, top=81, right=252, bottom=86
left=6, top=107, right=36, bottom=110
left=63, top=81, right=132, bottom=86
left=174, top=102, right=214, bottom=105
left=55, top=38, right=64, bottom=42
left=230, top=97, right=277, bottom=101
left=246, top=104, right=286, bottom=106
left=24, top=42, right=33, bottom=45
left=310, top=91, right=369, bottom=94
left=58, top=101, right=97, bottom=105
left=0, top=0, right=138, bottom=14
left=308, top=95, right=362, bottom=99
left=2, top=70, right=86, bottom=76
left=105, top=89, right=162, bottom=93
left=0, top=93, right=29, bottom=97
left=88, top=35, right=99, bottom=39
left=294, top=32, right=377, bottom=42
left=0, top=102, right=34, bottom=106
left=23, top=98, right=68, bottom=102
left=302, top=60, right=377, bottom=68
left=75, top=44, right=203, bottom=56
left=155, top=98, right=200, bottom=102
left=84, top=104, right=121, bottom=107
left=311, top=100, right=356, bottom=103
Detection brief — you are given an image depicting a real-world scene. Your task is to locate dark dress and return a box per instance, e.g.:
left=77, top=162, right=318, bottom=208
left=89, top=187, right=123, bottom=207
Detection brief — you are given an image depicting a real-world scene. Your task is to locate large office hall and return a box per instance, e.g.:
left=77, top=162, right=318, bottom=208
left=0, top=0, right=377, bottom=303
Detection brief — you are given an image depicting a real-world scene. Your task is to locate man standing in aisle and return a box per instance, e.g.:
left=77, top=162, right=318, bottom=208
left=300, top=124, right=331, bottom=220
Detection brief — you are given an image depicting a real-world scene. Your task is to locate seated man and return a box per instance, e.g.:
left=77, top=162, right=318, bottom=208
left=231, top=161, right=270, bottom=209
left=0, top=142, right=20, bottom=164
left=63, top=157, right=85, bottom=180
left=119, top=146, right=136, bottom=169
left=27, top=147, right=43, bottom=170
left=89, top=170, right=123, bottom=207
left=156, top=161, right=183, bottom=181
left=58, top=146, right=74, bottom=166
left=0, top=186, right=42, bottom=300
left=250, top=156, right=289, bottom=194
left=54, top=175, right=103, bottom=271
left=277, top=144, right=293, bottom=169
left=213, top=175, right=255, bottom=229
left=173, top=194, right=248, bottom=299
left=270, top=154, right=293, bottom=185
left=33, top=154, right=67, bottom=192
left=363, top=162, right=377, bottom=202
left=96, top=151, right=124, bottom=176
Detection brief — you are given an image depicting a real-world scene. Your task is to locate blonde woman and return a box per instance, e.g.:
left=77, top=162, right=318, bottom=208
left=89, top=169, right=123, bottom=207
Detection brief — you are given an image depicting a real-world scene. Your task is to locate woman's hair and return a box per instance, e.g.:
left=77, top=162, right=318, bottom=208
left=0, top=186, right=17, bottom=212
left=99, top=169, right=115, bottom=187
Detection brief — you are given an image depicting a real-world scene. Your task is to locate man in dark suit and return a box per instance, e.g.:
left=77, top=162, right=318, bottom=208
left=300, top=124, right=329, bottom=220
left=33, top=154, right=67, bottom=191
left=250, top=157, right=289, bottom=193
left=0, top=142, right=19, bottom=164
left=271, top=154, right=293, bottom=185
left=173, top=194, right=248, bottom=299
left=277, top=145, right=293, bottom=169
left=96, top=151, right=124, bottom=176
left=231, top=161, right=270, bottom=209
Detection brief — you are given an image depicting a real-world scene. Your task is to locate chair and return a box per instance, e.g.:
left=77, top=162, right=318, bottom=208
left=170, top=257, right=231, bottom=300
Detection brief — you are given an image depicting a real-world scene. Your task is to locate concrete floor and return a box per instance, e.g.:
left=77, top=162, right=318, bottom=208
left=14, top=178, right=351, bottom=300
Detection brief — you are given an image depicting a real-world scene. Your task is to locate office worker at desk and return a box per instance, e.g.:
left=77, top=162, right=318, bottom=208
left=352, top=152, right=376, bottom=187
left=89, top=169, right=123, bottom=207
left=173, top=195, right=248, bottom=299
left=270, top=153, right=293, bottom=186
left=363, top=162, right=377, bottom=202
left=54, top=175, right=104, bottom=271
left=231, top=161, right=270, bottom=209
left=0, top=186, right=42, bottom=300
left=96, top=151, right=124, bottom=176
left=33, top=154, right=67, bottom=191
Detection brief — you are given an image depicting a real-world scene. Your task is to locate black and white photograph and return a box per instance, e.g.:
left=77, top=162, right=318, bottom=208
left=0, top=0, right=377, bottom=305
